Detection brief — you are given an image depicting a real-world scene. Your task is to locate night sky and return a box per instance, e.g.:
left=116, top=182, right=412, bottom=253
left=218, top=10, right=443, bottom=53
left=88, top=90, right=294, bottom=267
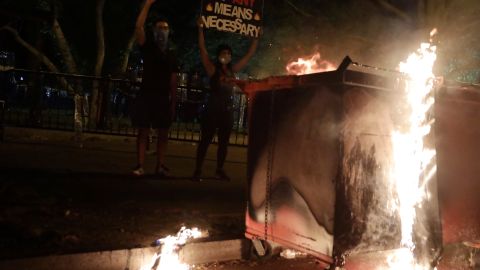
left=1, top=0, right=480, bottom=81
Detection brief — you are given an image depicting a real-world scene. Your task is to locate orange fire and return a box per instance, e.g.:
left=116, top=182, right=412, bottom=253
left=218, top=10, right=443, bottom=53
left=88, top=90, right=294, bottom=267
left=140, top=227, right=205, bottom=270
left=387, top=29, right=438, bottom=270
left=285, top=52, right=336, bottom=75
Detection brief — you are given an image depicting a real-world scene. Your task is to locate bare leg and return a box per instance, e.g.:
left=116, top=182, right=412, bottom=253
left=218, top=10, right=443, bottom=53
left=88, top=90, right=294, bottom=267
left=195, top=124, right=216, bottom=173
left=215, top=115, right=233, bottom=181
left=136, top=128, right=149, bottom=168
left=217, top=123, right=232, bottom=170
left=156, top=128, right=169, bottom=171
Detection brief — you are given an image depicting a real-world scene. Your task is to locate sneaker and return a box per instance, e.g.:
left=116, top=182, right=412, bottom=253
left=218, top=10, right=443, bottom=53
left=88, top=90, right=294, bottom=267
left=192, top=169, right=202, bottom=182
left=132, top=166, right=145, bottom=176
left=215, top=169, right=231, bottom=181
left=162, top=165, right=170, bottom=172
left=155, top=164, right=170, bottom=178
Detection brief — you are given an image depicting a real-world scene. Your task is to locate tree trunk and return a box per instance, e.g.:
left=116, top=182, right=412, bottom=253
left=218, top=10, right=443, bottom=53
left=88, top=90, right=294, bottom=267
left=52, top=18, right=78, bottom=74
left=118, top=33, right=136, bottom=76
left=89, top=0, right=106, bottom=129
left=116, top=1, right=144, bottom=77
left=94, top=0, right=106, bottom=77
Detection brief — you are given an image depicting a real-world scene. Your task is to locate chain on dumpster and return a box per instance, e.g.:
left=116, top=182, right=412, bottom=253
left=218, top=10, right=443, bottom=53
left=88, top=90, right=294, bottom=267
left=265, top=91, right=276, bottom=242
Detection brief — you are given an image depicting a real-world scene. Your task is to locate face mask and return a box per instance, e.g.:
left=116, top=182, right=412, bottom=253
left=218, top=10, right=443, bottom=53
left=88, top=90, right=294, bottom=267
left=154, top=30, right=169, bottom=50
left=219, top=54, right=231, bottom=65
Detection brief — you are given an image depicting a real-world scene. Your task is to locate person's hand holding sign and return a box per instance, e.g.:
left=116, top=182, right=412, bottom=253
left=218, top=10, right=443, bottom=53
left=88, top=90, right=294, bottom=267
left=197, top=17, right=204, bottom=29
left=193, top=0, right=263, bottom=182
left=256, top=27, right=263, bottom=39
left=200, top=0, right=263, bottom=38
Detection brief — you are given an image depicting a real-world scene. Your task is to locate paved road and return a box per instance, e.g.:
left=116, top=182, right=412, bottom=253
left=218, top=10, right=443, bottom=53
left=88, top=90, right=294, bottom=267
left=0, top=128, right=247, bottom=258
left=0, top=127, right=330, bottom=269
left=194, top=257, right=323, bottom=270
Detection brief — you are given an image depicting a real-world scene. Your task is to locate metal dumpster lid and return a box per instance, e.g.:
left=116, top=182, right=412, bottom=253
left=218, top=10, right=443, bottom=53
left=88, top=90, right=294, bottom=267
left=242, top=56, right=480, bottom=102
left=242, top=56, right=405, bottom=94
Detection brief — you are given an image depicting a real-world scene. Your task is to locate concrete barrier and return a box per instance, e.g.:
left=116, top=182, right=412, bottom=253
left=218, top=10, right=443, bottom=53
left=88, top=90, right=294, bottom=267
left=0, top=239, right=250, bottom=270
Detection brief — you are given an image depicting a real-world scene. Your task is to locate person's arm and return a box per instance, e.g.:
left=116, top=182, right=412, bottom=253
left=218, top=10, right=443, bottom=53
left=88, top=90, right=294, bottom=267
left=232, top=37, right=259, bottom=73
left=135, top=0, right=156, bottom=46
left=197, top=18, right=215, bottom=77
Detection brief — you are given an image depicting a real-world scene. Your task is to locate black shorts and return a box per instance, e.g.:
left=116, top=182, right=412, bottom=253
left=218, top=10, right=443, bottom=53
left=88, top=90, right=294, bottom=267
left=201, top=106, right=234, bottom=131
left=131, top=94, right=171, bottom=129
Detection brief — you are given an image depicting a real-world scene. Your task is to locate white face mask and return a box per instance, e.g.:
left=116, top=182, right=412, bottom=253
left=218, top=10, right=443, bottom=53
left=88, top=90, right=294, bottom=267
left=219, top=54, right=231, bottom=65
left=153, top=29, right=169, bottom=50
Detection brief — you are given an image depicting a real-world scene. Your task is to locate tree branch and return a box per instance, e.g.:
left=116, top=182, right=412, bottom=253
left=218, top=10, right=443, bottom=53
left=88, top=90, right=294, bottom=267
left=0, top=25, right=76, bottom=95
left=52, top=18, right=78, bottom=73
left=118, top=33, right=136, bottom=76
left=90, top=0, right=107, bottom=128
left=49, top=0, right=77, bottom=74
left=1, top=25, right=60, bottom=73
left=94, top=0, right=106, bottom=77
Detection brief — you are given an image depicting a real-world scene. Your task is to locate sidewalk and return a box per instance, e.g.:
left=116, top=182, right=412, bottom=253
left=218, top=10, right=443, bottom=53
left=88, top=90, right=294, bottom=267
left=0, top=127, right=247, bottom=178
left=0, top=127, right=248, bottom=260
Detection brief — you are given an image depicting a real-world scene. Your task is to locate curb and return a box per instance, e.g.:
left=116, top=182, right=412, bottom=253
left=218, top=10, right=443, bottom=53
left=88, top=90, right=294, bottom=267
left=0, top=239, right=250, bottom=270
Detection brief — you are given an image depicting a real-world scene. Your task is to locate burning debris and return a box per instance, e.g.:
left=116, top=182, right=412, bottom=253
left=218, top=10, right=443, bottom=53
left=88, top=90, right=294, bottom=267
left=140, top=227, right=206, bottom=270
left=386, top=29, right=438, bottom=269
left=286, top=52, right=336, bottom=75
left=280, top=249, right=308, bottom=259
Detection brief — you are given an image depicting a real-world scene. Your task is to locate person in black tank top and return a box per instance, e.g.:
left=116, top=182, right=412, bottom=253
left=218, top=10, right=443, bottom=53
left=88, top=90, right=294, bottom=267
left=193, top=18, right=259, bottom=181
left=131, top=0, right=178, bottom=177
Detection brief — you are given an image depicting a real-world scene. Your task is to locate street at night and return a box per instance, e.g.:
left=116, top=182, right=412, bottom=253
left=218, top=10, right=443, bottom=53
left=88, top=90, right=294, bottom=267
left=2, top=0, right=480, bottom=269
left=0, top=127, right=326, bottom=269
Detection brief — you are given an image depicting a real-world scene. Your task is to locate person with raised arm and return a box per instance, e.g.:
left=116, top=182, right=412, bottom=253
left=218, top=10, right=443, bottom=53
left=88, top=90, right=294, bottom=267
left=193, top=18, right=259, bottom=181
left=131, top=0, right=179, bottom=177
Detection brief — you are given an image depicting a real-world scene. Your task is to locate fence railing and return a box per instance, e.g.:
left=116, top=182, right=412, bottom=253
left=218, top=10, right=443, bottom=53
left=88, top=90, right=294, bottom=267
left=0, top=69, right=249, bottom=146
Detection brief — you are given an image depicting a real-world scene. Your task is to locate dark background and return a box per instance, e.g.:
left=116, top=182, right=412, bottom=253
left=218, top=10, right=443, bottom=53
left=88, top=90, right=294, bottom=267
left=1, top=0, right=480, bottom=81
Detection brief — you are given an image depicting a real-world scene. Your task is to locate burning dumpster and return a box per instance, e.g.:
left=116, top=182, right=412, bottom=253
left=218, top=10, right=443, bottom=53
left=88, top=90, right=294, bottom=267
left=434, top=81, right=480, bottom=270
left=243, top=56, right=480, bottom=269
left=244, top=72, right=342, bottom=268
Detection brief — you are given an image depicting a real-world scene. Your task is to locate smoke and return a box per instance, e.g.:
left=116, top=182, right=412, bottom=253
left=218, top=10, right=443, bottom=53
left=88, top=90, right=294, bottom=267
left=249, top=1, right=414, bottom=77
left=431, top=0, right=480, bottom=82
left=249, top=0, right=480, bottom=81
left=335, top=88, right=403, bottom=254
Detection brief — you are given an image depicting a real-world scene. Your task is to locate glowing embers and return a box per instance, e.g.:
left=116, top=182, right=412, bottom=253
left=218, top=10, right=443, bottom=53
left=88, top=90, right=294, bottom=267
left=387, top=29, right=438, bottom=269
left=140, top=227, right=205, bottom=270
left=286, top=52, right=336, bottom=75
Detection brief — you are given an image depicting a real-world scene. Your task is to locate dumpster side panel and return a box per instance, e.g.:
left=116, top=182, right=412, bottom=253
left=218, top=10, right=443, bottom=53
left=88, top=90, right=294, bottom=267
left=436, top=88, right=480, bottom=245
left=335, top=87, right=401, bottom=255
left=246, top=85, right=341, bottom=260
left=337, top=86, right=442, bottom=266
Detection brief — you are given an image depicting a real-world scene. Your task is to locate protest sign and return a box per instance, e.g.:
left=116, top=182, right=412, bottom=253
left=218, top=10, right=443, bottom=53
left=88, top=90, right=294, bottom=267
left=201, top=0, right=263, bottom=38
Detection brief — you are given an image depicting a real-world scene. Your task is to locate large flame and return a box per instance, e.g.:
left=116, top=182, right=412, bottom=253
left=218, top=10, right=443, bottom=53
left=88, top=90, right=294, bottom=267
left=140, top=227, right=204, bottom=270
left=387, top=29, right=438, bottom=269
left=285, top=52, right=336, bottom=75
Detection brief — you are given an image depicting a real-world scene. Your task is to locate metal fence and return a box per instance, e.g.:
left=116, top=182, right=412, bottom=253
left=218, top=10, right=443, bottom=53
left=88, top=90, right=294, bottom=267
left=0, top=69, right=249, bottom=146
